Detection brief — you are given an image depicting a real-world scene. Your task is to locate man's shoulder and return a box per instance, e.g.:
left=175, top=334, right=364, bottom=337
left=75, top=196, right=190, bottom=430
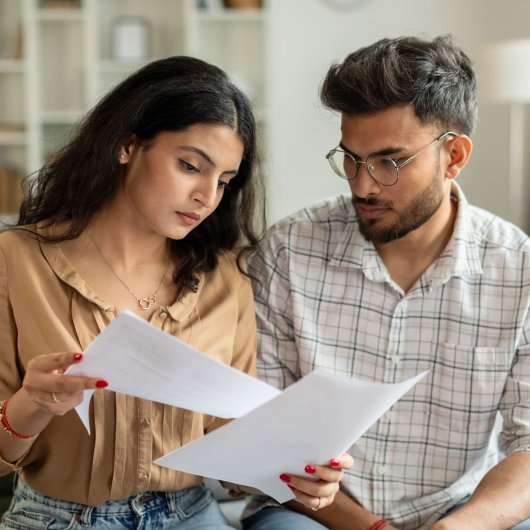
left=465, top=204, right=530, bottom=255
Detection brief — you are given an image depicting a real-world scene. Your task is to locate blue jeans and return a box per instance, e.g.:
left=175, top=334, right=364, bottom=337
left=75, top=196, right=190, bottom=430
left=0, top=476, right=235, bottom=530
left=242, top=507, right=327, bottom=530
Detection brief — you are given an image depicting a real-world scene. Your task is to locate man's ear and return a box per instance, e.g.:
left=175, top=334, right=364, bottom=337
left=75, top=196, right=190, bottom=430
left=444, top=134, right=472, bottom=181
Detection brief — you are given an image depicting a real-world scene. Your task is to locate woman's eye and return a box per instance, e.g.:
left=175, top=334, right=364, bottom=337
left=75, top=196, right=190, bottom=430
left=179, top=159, right=199, bottom=172
left=218, top=180, right=230, bottom=190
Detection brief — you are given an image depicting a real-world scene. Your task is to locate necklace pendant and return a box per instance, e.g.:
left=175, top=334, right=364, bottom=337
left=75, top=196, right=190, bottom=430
left=138, top=296, right=156, bottom=311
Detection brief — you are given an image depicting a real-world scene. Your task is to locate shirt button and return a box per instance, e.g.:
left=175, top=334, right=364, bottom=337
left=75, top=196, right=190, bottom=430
left=374, top=465, right=386, bottom=475
left=159, top=309, right=168, bottom=319
left=139, top=471, right=149, bottom=480
left=385, top=410, right=394, bottom=421
left=142, top=417, right=151, bottom=428
left=391, top=355, right=400, bottom=363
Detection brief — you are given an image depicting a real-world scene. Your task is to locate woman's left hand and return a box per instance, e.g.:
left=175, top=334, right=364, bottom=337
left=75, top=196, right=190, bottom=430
left=279, top=453, right=354, bottom=510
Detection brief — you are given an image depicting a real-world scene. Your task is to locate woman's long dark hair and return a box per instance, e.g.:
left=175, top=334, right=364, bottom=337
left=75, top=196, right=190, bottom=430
left=18, top=56, right=265, bottom=299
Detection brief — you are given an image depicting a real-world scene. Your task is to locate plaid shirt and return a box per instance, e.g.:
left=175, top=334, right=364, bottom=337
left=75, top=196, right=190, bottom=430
left=247, top=184, right=530, bottom=530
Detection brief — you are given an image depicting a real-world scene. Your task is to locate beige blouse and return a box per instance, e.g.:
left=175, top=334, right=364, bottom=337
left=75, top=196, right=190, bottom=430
left=0, top=225, right=257, bottom=505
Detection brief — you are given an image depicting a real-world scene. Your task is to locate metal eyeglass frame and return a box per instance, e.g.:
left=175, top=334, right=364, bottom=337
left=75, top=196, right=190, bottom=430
left=325, top=130, right=458, bottom=186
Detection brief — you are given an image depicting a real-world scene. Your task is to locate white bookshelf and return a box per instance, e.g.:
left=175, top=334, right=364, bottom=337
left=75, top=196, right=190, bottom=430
left=0, top=0, right=269, bottom=216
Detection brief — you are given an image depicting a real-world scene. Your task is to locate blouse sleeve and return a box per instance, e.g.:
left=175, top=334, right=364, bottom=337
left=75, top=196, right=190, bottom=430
left=204, top=258, right=257, bottom=434
left=0, top=240, right=29, bottom=475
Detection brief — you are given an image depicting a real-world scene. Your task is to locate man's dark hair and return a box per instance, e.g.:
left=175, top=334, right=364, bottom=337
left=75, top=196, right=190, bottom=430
left=320, top=34, right=477, bottom=135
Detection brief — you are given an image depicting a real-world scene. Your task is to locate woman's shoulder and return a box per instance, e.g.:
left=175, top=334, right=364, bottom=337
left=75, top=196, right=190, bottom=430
left=211, top=250, right=252, bottom=290
left=215, top=250, right=244, bottom=277
left=0, top=224, right=39, bottom=251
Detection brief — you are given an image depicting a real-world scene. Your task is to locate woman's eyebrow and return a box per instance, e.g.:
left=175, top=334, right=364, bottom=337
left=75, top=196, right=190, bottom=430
left=180, top=146, right=216, bottom=167
left=180, top=146, right=239, bottom=176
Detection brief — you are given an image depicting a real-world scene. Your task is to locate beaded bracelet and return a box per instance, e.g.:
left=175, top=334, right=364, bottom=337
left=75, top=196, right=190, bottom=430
left=0, top=400, right=40, bottom=439
left=367, top=519, right=388, bottom=530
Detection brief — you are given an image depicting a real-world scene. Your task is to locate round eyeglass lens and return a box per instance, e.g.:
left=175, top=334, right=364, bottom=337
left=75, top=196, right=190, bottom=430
left=367, top=156, right=398, bottom=185
left=328, top=150, right=399, bottom=185
left=328, top=150, right=357, bottom=180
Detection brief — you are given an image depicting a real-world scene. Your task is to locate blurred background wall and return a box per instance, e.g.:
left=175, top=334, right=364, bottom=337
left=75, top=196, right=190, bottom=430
left=263, top=0, right=530, bottom=229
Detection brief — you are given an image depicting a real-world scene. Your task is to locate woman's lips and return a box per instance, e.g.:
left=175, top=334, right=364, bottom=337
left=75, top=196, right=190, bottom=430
left=176, top=211, right=200, bottom=226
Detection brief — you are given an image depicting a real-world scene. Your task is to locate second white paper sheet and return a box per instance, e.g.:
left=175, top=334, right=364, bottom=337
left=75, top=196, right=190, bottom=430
left=155, top=370, right=427, bottom=503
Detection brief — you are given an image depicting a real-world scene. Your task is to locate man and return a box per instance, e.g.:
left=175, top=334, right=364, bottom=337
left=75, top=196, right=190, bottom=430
left=242, top=35, right=530, bottom=530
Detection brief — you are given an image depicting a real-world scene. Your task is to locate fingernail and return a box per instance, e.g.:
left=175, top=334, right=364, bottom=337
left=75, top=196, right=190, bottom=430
left=73, top=353, right=83, bottom=361
left=279, top=473, right=291, bottom=483
left=305, top=465, right=316, bottom=474
left=96, top=380, right=108, bottom=388
left=330, top=459, right=341, bottom=467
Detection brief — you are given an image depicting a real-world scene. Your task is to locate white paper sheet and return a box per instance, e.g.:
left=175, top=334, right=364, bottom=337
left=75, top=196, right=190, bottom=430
left=154, top=370, right=427, bottom=503
left=65, top=311, right=281, bottom=433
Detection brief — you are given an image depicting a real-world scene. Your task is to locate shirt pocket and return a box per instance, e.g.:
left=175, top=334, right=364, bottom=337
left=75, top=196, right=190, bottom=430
left=427, top=343, right=513, bottom=434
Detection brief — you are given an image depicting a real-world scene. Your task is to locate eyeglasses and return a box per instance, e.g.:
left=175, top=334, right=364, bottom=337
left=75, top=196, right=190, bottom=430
left=325, top=131, right=458, bottom=186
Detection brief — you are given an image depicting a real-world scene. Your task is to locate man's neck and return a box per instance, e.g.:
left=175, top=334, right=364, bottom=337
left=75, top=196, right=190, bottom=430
left=375, top=196, right=458, bottom=293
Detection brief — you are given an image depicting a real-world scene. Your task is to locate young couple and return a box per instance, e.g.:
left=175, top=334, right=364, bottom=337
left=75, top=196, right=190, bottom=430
left=1, top=34, right=530, bottom=530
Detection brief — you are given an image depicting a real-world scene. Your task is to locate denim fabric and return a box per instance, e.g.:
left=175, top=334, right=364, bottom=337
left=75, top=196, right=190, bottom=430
left=0, top=477, right=235, bottom=530
left=242, top=499, right=530, bottom=530
left=241, top=506, right=327, bottom=530
left=441, top=496, right=530, bottom=529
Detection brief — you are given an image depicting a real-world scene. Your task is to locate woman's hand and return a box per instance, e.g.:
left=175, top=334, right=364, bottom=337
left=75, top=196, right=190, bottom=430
left=0, top=352, right=107, bottom=463
left=279, top=453, right=354, bottom=510
left=22, top=352, right=107, bottom=416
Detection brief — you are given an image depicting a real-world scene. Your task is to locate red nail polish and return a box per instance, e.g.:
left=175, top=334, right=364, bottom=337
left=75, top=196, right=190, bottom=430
left=96, top=380, right=108, bottom=388
left=73, top=353, right=83, bottom=361
left=305, top=465, right=316, bottom=474
left=330, top=459, right=341, bottom=467
left=279, top=473, right=291, bottom=483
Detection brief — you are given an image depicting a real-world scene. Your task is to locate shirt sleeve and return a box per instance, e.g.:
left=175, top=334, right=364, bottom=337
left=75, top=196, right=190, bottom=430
left=247, top=229, right=301, bottom=391
left=498, top=309, right=530, bottom=455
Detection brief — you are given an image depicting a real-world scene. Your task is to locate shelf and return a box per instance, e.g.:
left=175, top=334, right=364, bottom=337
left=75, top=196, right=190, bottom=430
left=40, top=109, right=84, bottom=124
left=193, top=9, right=266, bottom=22
left=37, top=8, right=84, bottom=21
left=2, top=0, right=268, bottom=177
left=97, top=59, right=148, bottom=74
left=0, top=129, right=27, bottom=146
left=0, top=60, right=25, bottom=73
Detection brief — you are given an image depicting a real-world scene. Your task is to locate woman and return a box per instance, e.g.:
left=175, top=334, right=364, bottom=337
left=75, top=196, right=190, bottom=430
left=0, top=56, right=350, bottom=529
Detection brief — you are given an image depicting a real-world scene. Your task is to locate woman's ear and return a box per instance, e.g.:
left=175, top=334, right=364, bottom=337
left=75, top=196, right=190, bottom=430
left=117, top=149, right=128, bottom=164
left=445, top=134, right=473, bottom=181
left=117, top=135, right=137, bottom=164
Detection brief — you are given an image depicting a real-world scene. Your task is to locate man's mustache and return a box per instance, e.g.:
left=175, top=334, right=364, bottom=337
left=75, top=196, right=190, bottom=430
left=353, top=196, right=393, bottom=208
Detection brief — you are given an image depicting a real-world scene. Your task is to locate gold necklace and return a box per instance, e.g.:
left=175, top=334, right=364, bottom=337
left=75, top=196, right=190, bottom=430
left=86, top=228, right=171, bottom=311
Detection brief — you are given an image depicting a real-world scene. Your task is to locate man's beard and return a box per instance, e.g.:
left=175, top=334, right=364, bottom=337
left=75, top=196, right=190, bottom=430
left=354, top=169, right=445, bottom=245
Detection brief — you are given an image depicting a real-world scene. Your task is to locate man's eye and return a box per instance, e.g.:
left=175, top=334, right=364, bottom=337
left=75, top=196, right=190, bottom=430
left=179, top=159, right=199, bottom=172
